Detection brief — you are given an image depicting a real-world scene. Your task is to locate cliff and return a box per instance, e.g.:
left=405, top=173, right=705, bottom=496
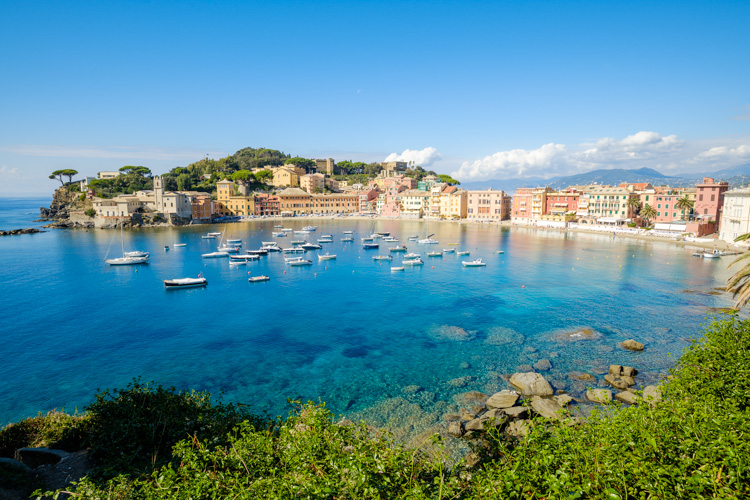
left=39, top=187, right=95, bottom=228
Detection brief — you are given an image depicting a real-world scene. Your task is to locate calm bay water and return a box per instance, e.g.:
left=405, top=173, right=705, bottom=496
left=0, top=199, right=739, bottom=432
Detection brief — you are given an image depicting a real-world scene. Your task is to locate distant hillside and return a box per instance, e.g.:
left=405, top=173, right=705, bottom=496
left=459, top=166, right=750, bottom=192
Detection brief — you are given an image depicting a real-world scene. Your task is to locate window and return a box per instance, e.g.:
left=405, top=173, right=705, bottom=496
left=711, top=194, right=715, bottom=201
left=657, top=204, right=661, bottom=208
left=699, top=194, right=703, bottom=201
left=658, top=212, right=661, bottom=216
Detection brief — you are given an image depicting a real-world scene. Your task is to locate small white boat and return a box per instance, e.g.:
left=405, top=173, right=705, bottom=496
left=343, top=231, right=354, bottom=234
left=462, top=258, right=486, bottom=267
left=496, top=250, right=505, bottom=254
left=248, top=275, right=270, bottom=282
left=456, top=251, right=470, bottom=256
left=261, top=245, right=281, bottom=252
left=164, top=276, right=207, bottom=289
left=291, top=240, right=306, bottom=245
left=208, top=232, right=222, bottom=237
left=427, top=252, right=443, bottom=257
left=403, top=258, right=424, bottom=266
left=408, top=235, right=419, bottom=241
left=229, top=254, right=260, bottom=261
left=274, top=232, right=286, bottom=237
left=363, top=242, right=379, bottom=249
left=383, top=237, right=398, bottom=242
left=702, top=252, right=720, bottom=259
left=302, top=226, right=317, bottom=231
left=246, top=249, right=268, bottom=256
left=217, top=245, right=240, bottom=253
left=302, top=243, right=322, bottom=250
left=294, top=230, right=310, bottom=235
left=374, top=231, right=390, bottom=237
left=124, top=250, right=149, bottom=258
left=282, top=228, right=293, bottom=232
left=274, top=225, right=283, bottom=228
left=373, top=255, right=393, bottom=261
left=226, top=239, right=242, bottom=244
left=390, top=245, right=407, bottom=253
left=391, top=266, right=405, bottom=272
left=288, top=258, right=313, bottom=266
left=442, top=248, right=454, bottom=253
left=174, top=243, right=187, bottom=247
left=361, top=236, right=374, bottom=242
left=404, top=252, right=420, bottom=259
left=202, top=235, right=216, bottom=239
left=106, top=256, right=149, bottom=265
left=341, top=237, right=354, bottom=242
left=321, top=234, right=333, bottom=238
left=418, top=238, right=439, bottom=244
left=261, top=241, right=276, bottom=246
left=283, top=247, right=305, bottom=254
left=285, top=256, right=305, bottom=263
left=202, top=251, right=229, bottom=258
left=318, top=253, right=337, bottom=261
left=317, top=238, right=333, bottom=243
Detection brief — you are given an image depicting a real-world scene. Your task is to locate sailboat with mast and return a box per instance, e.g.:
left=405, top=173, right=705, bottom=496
left=418, top=219, right=438, bottom=244
left=105, top=218, right=150, bottom=265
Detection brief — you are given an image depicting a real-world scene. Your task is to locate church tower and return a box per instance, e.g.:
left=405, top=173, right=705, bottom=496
left=153, top=175, right=164, bottom=212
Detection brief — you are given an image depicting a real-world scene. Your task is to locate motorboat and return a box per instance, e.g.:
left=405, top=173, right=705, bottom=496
left=202, top=235, right=217, bottom=239
left=321, top=234, right=333, bottom=238
left=217, top=245, right=240, bottom=253
left=341, top=237, right=354, bottom=242
left=174, top=243, right=187, bottom=247
left=261, top=245, right=281, bottom=252
left=317, top=238, right=334, bottom=243
left=285, top=256, right=306, bottom=263
left=164, top=276, right=207, bottom=289
left=404, top=252, right=420, bottom=259
left=383, top=237, right=398, bottom=242
left=363, top=242, right=379, bottom=249
left=301, top=243, right=322, bottom=250
left=226, top=239, right=242, bottom=244
left=702, top=252, right=720, bottom=259
left=208, top=232, right=222, bottom=237
left=318, top=253, right=337, bottom=261
left=373, top=255, right=393, bottom=261
left=418, top=238, right=439, bottom=244
left=202, top=251, right=229, bottom=258
left=408, top=235, right=419, bottom=241
left=274, top=225, right=283, bottom=228
left=403, top=257, right=424, bottom=266
left=261, top=241, right=276, bottom=246
left=427, top=252, right=443, bottom=257
left=229, top=254, right=260, bottom=262
left=291, top=240, right=306, bottom=245
left=287, top=258, right=312, bottom=266
left=248, top=275, right=270, bottom=282
left=246, top=249, right=268, bottom=256
left=496, top=250, right=505, bottom=254
left=456, top=250, right=470, bottom=256
left=462, top=258, right=486, bottom=267
left=282, top=228, right=293, bottom=232
left=302, top=226, right=317, bottom=231
left=294, top=230, right=310, bottom=235
left=283, top=247, right=305, bottom=253
left=343, top=231, right=354, bottom=234
left=361, top=236, right=374, bottom=242
left=443, top=248, right=455, bottom=253
left=373, top=231, right=390, bottom=237
left=274, top=232, right=286, bottom=237
left=391, top=266, right=405, bottom=272
left=389, top=245, right=407, bottom=253
left=124, top=250, right=149, bottom=258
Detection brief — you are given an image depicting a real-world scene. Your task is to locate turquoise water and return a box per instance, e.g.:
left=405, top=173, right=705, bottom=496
left=0, top=197, right=52, bottom=231
left=0, top=201, right=738, bottom=432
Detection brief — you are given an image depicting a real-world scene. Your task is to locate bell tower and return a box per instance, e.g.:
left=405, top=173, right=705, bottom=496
left=154, top=175, right=164, bottom=212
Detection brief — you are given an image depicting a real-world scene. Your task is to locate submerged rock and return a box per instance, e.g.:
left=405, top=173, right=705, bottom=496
left=509, top=372, right=554, bottom=397
left=429, top=325, right=477, bottom=342
left=533, top=358, right=552, bottom=371
left=401, top=385, right=423, bottom=395
left=568, top=371, right=596, bottom=382
left=621, top=339, right=645, bottom=351
left=483, top=327, right=525, bottom=346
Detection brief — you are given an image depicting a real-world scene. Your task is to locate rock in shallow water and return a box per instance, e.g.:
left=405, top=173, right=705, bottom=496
left=485, top=390, right=519, bottom=409
left=621, top=339, right=645, bottom=351
left=530, top=396, right=565, bottom=420
left=510, top=372, right=554, bottom=396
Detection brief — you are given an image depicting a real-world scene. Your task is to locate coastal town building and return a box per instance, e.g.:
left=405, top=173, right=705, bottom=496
left=439, top=186, right=468, bottom=219
left=467, top=189, right=510, bottom=220
left=401, top=190, right=431, bottom=218
left=511, top=188, right=534, bottom=221
left=379, top=161, right=407, bottom=177
left=97, top=171, right=121, bottom=179
left=254, top=193, right=280, bottom=216
left=586, top=186, right=639, bottom=223
left=300, top=173, right=326, bottom=193
left=310, top=193, right=360, bottom=214
left=272, top=166, right=304, bottom=188
left=314, top=158, right=335, bottom=175
left=191, top=195, right=214, bottom=222
left=695, top=177, right=729, bottom=222
left=719, top=187, right=750, bottom=244
left=278, top=187, right=311, bottom=216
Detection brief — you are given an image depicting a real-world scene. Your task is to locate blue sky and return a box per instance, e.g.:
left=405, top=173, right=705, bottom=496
left=1, top=0, right=749, bottom=195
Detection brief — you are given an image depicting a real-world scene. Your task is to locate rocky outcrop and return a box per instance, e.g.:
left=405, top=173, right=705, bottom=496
left=530, top=396, right=565, bottom=420
left=586, top=388, right=613, bottom=403
left=642, top=385, right=662, bottom=406
left=621, top=339, right=645, bottom=351
left=615, top=391, right=640, bottom=405
left=0, top=228, right=43, bottom=236
left=15, top=447, right=69, bottom=468
left=39, top=187, right=88, bottom=220
left=485, top=390, right=519, bottom=409
left=509, top=372, right=554, bottom=396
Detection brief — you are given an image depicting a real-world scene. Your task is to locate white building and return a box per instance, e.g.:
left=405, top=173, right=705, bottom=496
left=97, top=171, right=121, bottom=179
left=720, top=187, right=750, bottom=245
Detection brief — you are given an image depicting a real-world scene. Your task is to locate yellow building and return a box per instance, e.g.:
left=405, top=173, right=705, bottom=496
left=272, top=166, right=304, bottom=188
left=439, top=186, right=468, bottom=219
left=215, top=179, right=255, bottom=216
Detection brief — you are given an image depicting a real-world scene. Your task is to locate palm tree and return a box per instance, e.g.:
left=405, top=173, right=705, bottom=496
left=627, top=197, right=642, bottom=221
left=675, top=196, right=694, bottom=220
left=640, top=204, right=657, bottom=226
left=726, top=234, right=750, bottom=308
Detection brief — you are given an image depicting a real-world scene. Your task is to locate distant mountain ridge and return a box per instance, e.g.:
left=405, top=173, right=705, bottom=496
left=459, top=164, right=750, bottom=192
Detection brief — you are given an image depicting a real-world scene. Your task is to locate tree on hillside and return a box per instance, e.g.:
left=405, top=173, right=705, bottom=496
left=231, top=170, right=256, bottom=192
left=119, top=166, right=152, bottom=177
left=438, top=174, right=460, bottom=186
left=254, top=169, right=273, bottom=183
left=49, top=169, right=78, bottom=186
left=285, top=157, right=316, bottom=173
left=640, top=204, right=657, bottom=226
left=176, top=174, right=193, bottom=191
left=676, top=196, right=694, bottom=220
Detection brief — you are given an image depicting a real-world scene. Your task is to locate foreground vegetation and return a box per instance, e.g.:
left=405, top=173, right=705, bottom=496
left=2, top=316, right=749, bottom=498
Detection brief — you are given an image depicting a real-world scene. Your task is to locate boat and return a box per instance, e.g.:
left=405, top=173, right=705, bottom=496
left=202, top=251, right=229, bottom=258
left=302, top=226, right=317, bottom=231
left=294, top=230, right=310, bottom=235
left=105, top=218, right=150, bottom=266
left=217, top=245, right=240, bottom=253
left=417, top=221, right=438, bottom=244
left=164, top=276, right=207, bottom=289
left=389, top=245, right=407, bottom=253
left=404, top=252, right=420, bottom=259
left=408, top=235, right=419, bottom=241
left=318, top=253, right=337, bottom=261
left=288, top=258, right=313, bottom=266
left=317, top=238, right=333, bottom=243
left=456, top=250, right=470, bottom=256
left=282, top=228, right=293, bottom=232
left=283, top=247, right=305, bottom=253
left=248, top=275, right=270, bottom=282
left=462, top=258, right=486, bottom=267
left=496, top=250, right=505, bottom=254
left=341, top=237, right=354, bottom=242
left=702, top=252, right=720, bottom=259
left=208, top=232, right=222, bottom=237
left=202, top=235, right=216, bottom=239
left=374, top=231, right=390, bottom=237
left=174, top=243, right=187, bottom=248
left=373, top=255, right=393, bottom=261
left=343, top=231, right=354, bottom=234
left=361, top=236, right=374, bottom=242
left=321, top=234, right=333, bottom=238
left=363, top=242, right=379, bottom=249
left=226, top=239, right=242, bottom=244
left=229, top=254, right=260, bottom=261
left=442, top=248, right=455, bottom=253
left=246, top=249, right=268, bottom=256
left=692, top=252, right=702, bottom=257
left=427, top=251, right=443, bottom=257
left=391, top=266, right=405, bottom=272
left=274, top=232, right=286, bottom=237
left=164, top=246, right=170, bottom=251
left=285, top=256, right=306, bottom=263
left=261, top=241, right=277, bottom=246
left=301, top=243, right=322, bottom=250
left=274, top=224, right=283, bottom=228
left=261, top=244, right=281, bottom=252
left=383, top=237, right=398, bottom=243
left=403, top=258, right=424, bottom=266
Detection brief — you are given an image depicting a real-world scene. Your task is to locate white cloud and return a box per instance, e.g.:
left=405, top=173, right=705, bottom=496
left=452, top=131, right=688, bottom=181
left=697, top=144, right=750, bottom=161
left=384, top=147, right=441, bottom=167
left=0, top=145, right=226, bottom=162
left=0, top=165, right=20, bottom=177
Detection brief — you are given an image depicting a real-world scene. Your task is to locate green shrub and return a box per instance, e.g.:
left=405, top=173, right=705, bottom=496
left=0, top=410, right=89, bottom=457
left=84, top=379, right=265, bottom=479
left=84, top=208, right=96, bottom=217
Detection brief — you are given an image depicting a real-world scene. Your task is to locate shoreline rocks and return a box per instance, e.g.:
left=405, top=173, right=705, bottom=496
left=509, top=372, right=554, bottom=396
left=621, top=339, right=645, bottom=351
left=0, top=228, right=43, bottom=236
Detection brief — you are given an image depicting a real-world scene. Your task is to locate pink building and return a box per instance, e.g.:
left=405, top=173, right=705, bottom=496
left=512, top=188, right=534, bottom=219
left=354, top=189, right=380, bottom=213
left=694, top=177, right=728, bottom=222
left=545, top=189, right=580, bottom=216
left=401, top=177, right=417, bottom=189
left=467, top=189, right=511, bottom=220
left=653, top=193, right=682, bottom=222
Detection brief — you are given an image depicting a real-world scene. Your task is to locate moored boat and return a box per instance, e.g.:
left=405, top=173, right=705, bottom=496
left=404, top=252, right=420, bottom=259
left=164, top=276, right=207, bottom=289
left=427, top=251, right=443, bottom=257
left=403, top=257, right=424, bottom=265
left=373, top=255, right=393, bottom=261
left=318, top=253, right=337, bottom=261
left=202, top=251, right=229, bottom=258
left=389, top=245, right=407, bottom=253
left=248, top=275, right=270, bottom=282
left=283, top=247, right=305, bottom=253
left=442, top=248, right=454, bottom=253
left=106, top=255, right=149, bottom=265
left=288, top=258, right=313, bottom=266
left=341, top=237, right=354, bottom=242
left=301, top=243, right=322, bottom=250
left=363, top=242, right=379, bottom=249
left=229, top=254, right=260, bottom=261
left=456, top=250, right=470, bottom=256
left=462, top=258, right=486, bottom=267
left=391, top=266, right=405, bottom=272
